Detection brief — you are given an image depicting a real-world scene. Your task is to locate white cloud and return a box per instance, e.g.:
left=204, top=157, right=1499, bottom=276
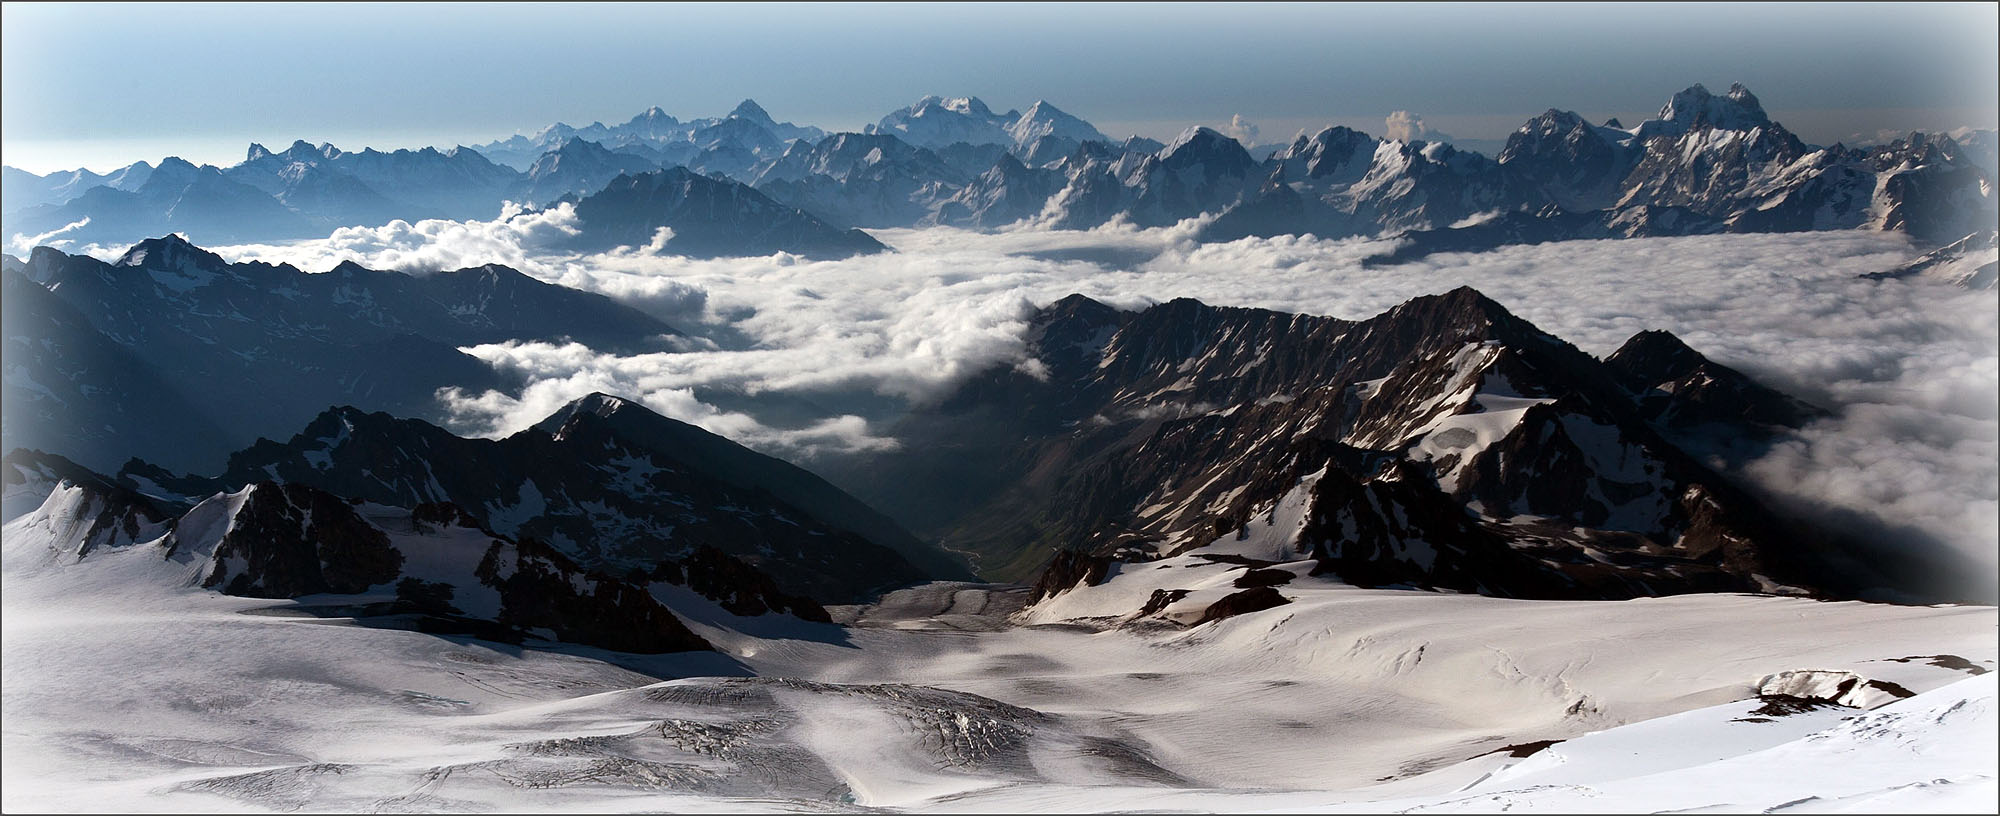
left=209, top=214, right=1995, bottom=574
left=8, top=216, right=91, bottom=254
left=1223, top=114, right=1261, bottom=148
left=1384, top=110, right=1453, bottom=143
left=214, top=201, right=580, bottom=275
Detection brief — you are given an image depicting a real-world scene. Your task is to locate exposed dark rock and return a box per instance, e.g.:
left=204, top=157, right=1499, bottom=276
left=481, top=536, right=714, bottom=654
left=1194, top=587, right=1291, bottom=625
left=199, top=482, right=404, bottom=598
left=1884, top=654, right=1992, bottom=676
left=394, top=577, right=462, bottom=616
left=1233, top=568, right=1296, bottom=589
left=1605, top=329, right=1827, bottom=434
left=1027, top=550, right=1113, bottom=604
left=671, top=546, right=832, bottom=622
left=839, top=286, right=1972, bottom=604
left=1137, top=588, right=1192, bottom=617
left=2, top=448, right=177, bottom=555
left=202, top=395, right=949, bottom=603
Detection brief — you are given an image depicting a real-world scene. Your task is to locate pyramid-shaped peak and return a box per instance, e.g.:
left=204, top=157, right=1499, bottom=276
left=535, top=391, right=650, bottom=433
left=1607, top=328, right=1699, bottom=367
left=555, top=136, right=610, bottom=154
left=1617, top=328, right=1697, bottom=355
left=1042, top=292, right=1117, bottom=317
left=1166, top=126, right=1230, bottom=150
left=1161, top=127, right=1256, bottom=167
left=729, top=99, right=773, bottom=122
left=115, top=234, right=224, bottom=271
left=1389, top=285, right=1522, bottom=328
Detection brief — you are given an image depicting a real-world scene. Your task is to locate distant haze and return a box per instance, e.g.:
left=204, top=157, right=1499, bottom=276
left=3, top=2, right=1995, bottom=173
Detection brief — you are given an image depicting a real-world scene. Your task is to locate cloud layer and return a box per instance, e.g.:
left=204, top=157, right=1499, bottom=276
left=211, top=217, right=1998, bottom=573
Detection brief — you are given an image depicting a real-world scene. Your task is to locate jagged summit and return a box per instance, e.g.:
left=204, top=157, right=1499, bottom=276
left=1654, top=82, right=1771, bottom=133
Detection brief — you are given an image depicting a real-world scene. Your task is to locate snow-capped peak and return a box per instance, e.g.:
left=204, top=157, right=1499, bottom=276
left=113, top=234, right=225, bottom=274
left=1164, top=125, right=1231, bottom=155
left=1655, top=82, right=1771, bottom=133
left=729, top=98, right=773, bottom=125
left=936, top=96, right=994, bottom=118
left=1006, top=100, right=1109, bottom=149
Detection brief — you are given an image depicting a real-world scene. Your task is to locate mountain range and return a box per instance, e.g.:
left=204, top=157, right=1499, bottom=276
left=823, top=287, right=1989, bottom=606
left=7, top=86, right=1992, bottom=260
left=2, top=235, right=679, bottom=473
left=8, top=230, right=1989, bottom=606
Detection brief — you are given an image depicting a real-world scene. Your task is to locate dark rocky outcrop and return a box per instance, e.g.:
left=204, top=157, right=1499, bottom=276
left=196, top=482, right=404, bottom=598
left=658, top=546, right=832, bottom=623
left=1605, top=329, right=1827, bottom=436
left=1026, top=550, right=1114, bottom=604
left=477, top=535, right=713, bottom=654
left=1194, top=587, right=1291, bottom=625
left=170, top=394, right=954, bottom=603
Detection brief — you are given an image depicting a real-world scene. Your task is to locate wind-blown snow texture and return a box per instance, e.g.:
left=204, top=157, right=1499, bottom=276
left=3, top=502, right=1994, bottom=812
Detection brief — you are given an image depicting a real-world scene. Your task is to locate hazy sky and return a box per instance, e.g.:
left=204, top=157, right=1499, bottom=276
left=3, top=2, right=1995, bottom=173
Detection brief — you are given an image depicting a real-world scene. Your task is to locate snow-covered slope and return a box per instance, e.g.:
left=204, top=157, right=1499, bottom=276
left=1866, top=229, right=1999, bottom=289
left=4, top=528, right=1992, bottom=812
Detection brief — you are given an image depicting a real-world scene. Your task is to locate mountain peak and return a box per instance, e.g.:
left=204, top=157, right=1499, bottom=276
left=533, top=391, right=649, bottom=436
left=327, top=259, right=374, bottom=277
left=939, top=96, right=993, bottom=117
left=1614, top=328, right=1697, bottom=359
left=115, top=234, right=225, bottom=271
left=729, top=98, right=773, bottom=124
left=1386, top=285, right=1522, bottom=332
left=1605, top=328, right=1827, bottom=430
left=1161, top=127, right=1256, bottom=169
left=555, top=136, right=608, bottom=155
left=1657, top=82, right=1770, bottom=132
left=1165, top=125, right=1230, bottom=153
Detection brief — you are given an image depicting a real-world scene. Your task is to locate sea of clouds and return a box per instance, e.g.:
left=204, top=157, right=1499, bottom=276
left=205, top=209, right=1998, bottom=574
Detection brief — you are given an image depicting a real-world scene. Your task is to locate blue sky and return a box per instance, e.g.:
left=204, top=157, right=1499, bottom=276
left=3, top=1, right=1994, bottom=173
